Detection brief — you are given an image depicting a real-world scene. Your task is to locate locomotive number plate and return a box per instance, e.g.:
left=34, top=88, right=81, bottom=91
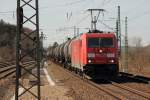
left=95, top=53, right=106, bottom=57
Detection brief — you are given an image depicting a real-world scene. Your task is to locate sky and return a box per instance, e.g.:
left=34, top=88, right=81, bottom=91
left=0, top=0, right=150, bottom=47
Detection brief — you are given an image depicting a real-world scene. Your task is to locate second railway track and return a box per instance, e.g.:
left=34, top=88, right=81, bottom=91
left=0, top=61, right=35, bottom=79
left=51, top=61, right=150, bottom=100
left=110, top=82, right=150, bottom=99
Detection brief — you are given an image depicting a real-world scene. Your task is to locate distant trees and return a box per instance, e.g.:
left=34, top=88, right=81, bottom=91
left=131, top=37, right=142, bottom=54
left=0, top=20, right=16, bottom=60
left=0, top=19, right=34, bottom=60
left=0, top=19, right=16, bottom=48
left=125, top=37, right=150, bottom=74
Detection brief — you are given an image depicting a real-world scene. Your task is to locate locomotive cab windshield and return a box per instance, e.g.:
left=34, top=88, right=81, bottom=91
left=87, top=37, right=114, bottom=48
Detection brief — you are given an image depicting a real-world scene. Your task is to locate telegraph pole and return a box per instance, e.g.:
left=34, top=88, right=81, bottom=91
left=73, top=26, right=76, bottom=37
left=124, top=16, right=128, bottom=72
left=87, top=9, right=105, bottom=31
left=116, top=20, right=119, bottom=41
left=118, top=6, right=121, bottom=56
left=77, top=28, right=79, bottom=36
left=16, top=0, right=41, bottom=99
left=40, top=32, right=46, bottom=67
left=40, top=32, right=44, bottom=59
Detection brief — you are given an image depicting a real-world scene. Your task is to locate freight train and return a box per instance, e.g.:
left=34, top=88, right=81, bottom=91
left=48, top=31, right=119, bottom=78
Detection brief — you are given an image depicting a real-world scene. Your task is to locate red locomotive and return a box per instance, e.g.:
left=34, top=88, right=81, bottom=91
left=48, top=31, right=119, bottom=78
left=47, top=9, right=120, bottom=78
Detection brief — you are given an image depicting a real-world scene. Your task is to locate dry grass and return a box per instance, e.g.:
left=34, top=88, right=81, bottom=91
left=0, top=79, right=15, bottom=100
left=0, top=47, right=15, bottom=61
left=120, top=45, right=150, bottom=76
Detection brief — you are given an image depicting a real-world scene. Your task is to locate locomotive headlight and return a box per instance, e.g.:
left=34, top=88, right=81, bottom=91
left=109, top=59, right=114, bottom=63
left=107, top=53, right=115, bottom=57
left=88, top=59, right=92, bottom=63
left=99, top=49, right=103, bottom=53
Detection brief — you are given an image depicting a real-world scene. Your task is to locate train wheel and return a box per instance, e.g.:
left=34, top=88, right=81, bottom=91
left=69, top=66, right=72, bottom=71
left=79, top=70, right=82, bottom=76
left=69, top=66, right=73, bottom=71
left=63, top=63, right=66, bottom=68
left=75, top=68, right=78, bottom=74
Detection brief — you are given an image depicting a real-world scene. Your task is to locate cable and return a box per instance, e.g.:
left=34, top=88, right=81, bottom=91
left=0, top=11, right=14, bottom=14
left=98, top=0, right=113, bottom=8
left=122, top=0, right=147, bottom=15
left=76, top=13, right=90, bottom=26
left=62, top=0, right=87, bottom=6
left=101, top=0, right=107, bottom=6
left=129, top=9, right=150, bottom=22
left=98, top=20, right=115, bottom=31
left=105, top=0, right=113, bottom=5
left=0, top=5, right=52, bottom=15
left=0, top=11, right=16, bottom=19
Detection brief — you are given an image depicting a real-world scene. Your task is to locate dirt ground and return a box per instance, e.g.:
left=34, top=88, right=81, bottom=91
left=0, top=60, right=150, bottom=100
left=0, top=79, right=15, bottom=100
left=0, top=66, right=73, bottom=100
left=120, top=64, right=150, bottom=77
left=46, top=61, right=118, bottom=100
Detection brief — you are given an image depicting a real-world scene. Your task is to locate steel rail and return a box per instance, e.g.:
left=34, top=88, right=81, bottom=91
left=0, top=61, right=35, bottom=79
left=111, top=82, right=150, bottom=99
left=52, top=61, right=150, bottom=100
left=53, top=62, right=127, bottom=100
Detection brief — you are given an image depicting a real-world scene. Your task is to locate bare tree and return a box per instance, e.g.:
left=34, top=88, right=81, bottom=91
left=128, top=37, right=143, bottom=72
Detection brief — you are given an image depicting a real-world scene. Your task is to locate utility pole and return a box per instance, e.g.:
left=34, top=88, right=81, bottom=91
left=87, top=9, right=105, bottom=31
left=124, top=16, right=128, bottom=72
left=16, top=0, right=41, bottom=100
left=40, top=32, right=46, bottom=67
left=118, top=6, right=121, bottom=56
left=40, top=32, right=43, bottom=65
left=77, top=28, right=79, bottom=36
left=116, top=20, right=119, bottom=41
left=73, top=26, right=76, bottom=37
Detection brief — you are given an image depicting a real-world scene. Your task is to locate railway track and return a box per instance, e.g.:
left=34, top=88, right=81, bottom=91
left=119, top=72, right=150, bottom=84
left=0, top=61, right=15, bottom=68
left=52, top=61, right=150, bottom=100
left=110, top=82, right=150, bottom=99
left=0, top=61, right=35, bottom=79
left=87, top=77, right=150, bottom=100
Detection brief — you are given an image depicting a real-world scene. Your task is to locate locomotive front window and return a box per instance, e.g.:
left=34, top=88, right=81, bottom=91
left=88, top=38, right=113, bottom=48
left=88, top=38, right=99, bottom=47
left=100, top=38, right=113, bottom=47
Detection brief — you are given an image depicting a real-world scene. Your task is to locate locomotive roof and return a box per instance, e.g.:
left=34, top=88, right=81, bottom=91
left=66, top=32, right=116, bottom=42
left=83, top=32, right=116, bottom=37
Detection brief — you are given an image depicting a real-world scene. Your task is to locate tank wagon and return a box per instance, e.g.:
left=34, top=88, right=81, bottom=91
left=48, top=32, right=119, bottom=77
